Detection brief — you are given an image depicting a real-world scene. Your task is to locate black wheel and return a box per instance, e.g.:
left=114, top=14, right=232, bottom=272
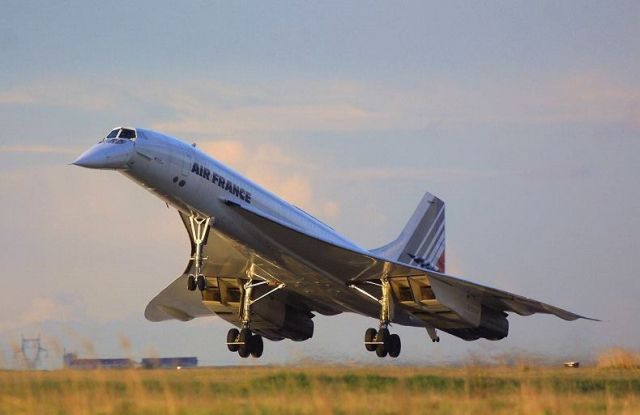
left=196, top=275, right=206, bottom=291
left=238, top=328, right=252, bottom=357
left=389, top=334, right=401, bottom=358
left=375, top=328, right=389, bottom=357
left=375, top=344, right=388, bottom=357
left=227, top=328, right=240, bottom=352
left=187, top=275, right=196, bottom=291
left=238, top=346, right=250, bottom=358
left=250, top=335, right=264, bottom=358
left=364, top=328, right=377, bottom=352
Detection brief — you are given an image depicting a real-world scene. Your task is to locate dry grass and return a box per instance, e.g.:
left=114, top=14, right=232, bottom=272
left=0, top=365, right=639, bottom=415
left=597, top=348, right=640, bottom=369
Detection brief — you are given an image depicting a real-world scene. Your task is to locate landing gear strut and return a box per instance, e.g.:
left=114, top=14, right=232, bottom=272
left=350, top=278, right=402, bottom=358
left=426, top=326, right=440, bottom=343
left=225, top=265, right=285, bottom=358
left=186, top=216, right=212, bottom=292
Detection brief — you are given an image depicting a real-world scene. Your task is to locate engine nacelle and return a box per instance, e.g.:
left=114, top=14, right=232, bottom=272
left=477, top=306, right=509, bottom=340
left=280, top=304, right=314, bottom=341
left=252, top=293, right=314, bottom=341
left=443, top=306, right=509, bottom=341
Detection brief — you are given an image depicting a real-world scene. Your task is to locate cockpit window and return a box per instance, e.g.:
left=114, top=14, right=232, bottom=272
left=118, top=128, right=136, bottom=139
left=102, top=127, right=137, bottom=143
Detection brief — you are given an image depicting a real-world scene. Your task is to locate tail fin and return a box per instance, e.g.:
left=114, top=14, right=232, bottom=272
left=371, top=192, right=445, bottom=273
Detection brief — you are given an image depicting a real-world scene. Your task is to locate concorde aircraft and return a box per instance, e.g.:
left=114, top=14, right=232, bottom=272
left=73, top=127, right=594, bottom=358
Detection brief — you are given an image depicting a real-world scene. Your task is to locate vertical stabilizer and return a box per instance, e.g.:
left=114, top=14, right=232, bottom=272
left=371, top=192, right=445, bottom=272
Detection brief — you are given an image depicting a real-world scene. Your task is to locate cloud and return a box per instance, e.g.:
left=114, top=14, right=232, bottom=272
left=21, top=297, right=74, bottom=325
left=145, top=80, right=385, bottom=136
left=199, top=139, right=343, bottom=219
left=201, top=140, right=246, bottom=165
left=200, top=139, right=335, bottom=215
left=473, top=73, right=635, bottom=128
left=334, top=166, right=499, bottom=183
left=0, top=81, right=115, bottom=110
left=0, top=145, right=81, bottom=155
left=532, top=73, right=640, bottom=128
left=0, top=296, right=81, bottom=332
left=322, top=201, right=340, bottom=218
left=152, top=103, right=375, bottom=136
left=145, top=74, right=640, bottom=135
left=0, top=165, right=188, bottom=325
left=2, top=73, right=638, bottom=141
left=154, top=73, right=640, bottom=137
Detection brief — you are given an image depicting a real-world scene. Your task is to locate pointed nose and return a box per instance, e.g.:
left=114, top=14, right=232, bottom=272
left=73, top=140, right=134, bottom=169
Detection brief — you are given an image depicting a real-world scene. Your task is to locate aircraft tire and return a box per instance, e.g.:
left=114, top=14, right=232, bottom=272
left=250, top=335, right=264, bottom=358
left=187, top=275, right=196, bottom=291
left=376, top=328, right=390, bottom=357
left=389, top=334, right=401, bottom=358
left=238, top=328, right=252, bottom=357
left=364, top=328, right=377, bottom=351
left=227, top=328, right=240, bottom=352
left=196, top=275, right=206, bottom=291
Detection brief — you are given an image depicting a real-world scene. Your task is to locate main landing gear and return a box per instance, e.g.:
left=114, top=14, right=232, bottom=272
left=185, top=216, right=212, bottom=292
left=349, top=278, right=402, bottom=358
left=225, top=265, right=285, bottom=358
left=226, top=328, right=264, bottom=358
left=364, top=327, right=401, bottom=358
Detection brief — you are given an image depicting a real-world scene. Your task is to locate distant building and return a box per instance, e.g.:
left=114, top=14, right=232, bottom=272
left=141, top=357, right=198, bottom=369
left=63, top=353, right=135, bottom=369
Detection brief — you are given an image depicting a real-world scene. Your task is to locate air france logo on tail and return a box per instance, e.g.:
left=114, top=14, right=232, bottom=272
left=192, top=162, right=252, bottom=203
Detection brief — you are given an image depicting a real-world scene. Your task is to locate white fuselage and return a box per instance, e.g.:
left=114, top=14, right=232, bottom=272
left=124, top=128, right=365, bottom=254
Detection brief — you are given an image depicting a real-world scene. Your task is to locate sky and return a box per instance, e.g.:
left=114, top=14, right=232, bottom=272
left=1, top=1, right=639, bottom=369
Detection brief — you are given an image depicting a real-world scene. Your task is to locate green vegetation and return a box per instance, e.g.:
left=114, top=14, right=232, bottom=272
left=0, top=365, right=639, bottom=414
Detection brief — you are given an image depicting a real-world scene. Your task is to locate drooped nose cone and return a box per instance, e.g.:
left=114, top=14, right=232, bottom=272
left=73, top=140, right=134, bottom=169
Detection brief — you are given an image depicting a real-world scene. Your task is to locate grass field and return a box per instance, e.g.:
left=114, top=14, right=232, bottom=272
left=1, top=364, right=639, bottom=415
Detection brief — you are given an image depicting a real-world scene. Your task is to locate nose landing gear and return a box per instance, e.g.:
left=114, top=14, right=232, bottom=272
left=185, top=216, right=212, bottom=292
